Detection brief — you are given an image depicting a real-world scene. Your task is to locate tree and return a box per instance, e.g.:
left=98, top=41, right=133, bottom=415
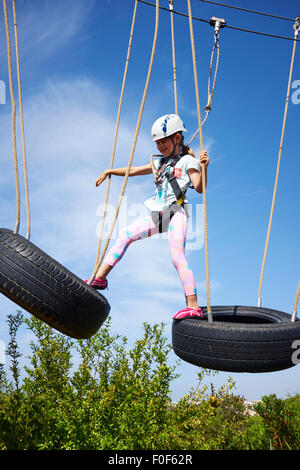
left=243, top=394, right=300, bottom=450
left=0, top=313, right=179, bottom=449
left=1, top=311, right=299, bottom=450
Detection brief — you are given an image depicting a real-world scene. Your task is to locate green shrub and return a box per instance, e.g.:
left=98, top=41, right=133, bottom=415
left=0, top=311, right=299, bottom=450
left=243, top=394, right=300, bottom=450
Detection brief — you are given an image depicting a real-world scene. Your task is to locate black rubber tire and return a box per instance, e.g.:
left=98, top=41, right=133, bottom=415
left=172, top=305, right=300, bottom=373
left=0, top=228, right=110, bottom=339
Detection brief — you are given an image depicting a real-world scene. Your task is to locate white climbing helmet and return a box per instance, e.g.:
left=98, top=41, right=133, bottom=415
left=151, top=114, right=187, bottom=141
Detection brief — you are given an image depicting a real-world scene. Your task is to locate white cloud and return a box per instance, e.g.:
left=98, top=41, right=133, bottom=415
left=0, top=0, right=96, bottom=63
left=0, top=77, right=179, bottom=283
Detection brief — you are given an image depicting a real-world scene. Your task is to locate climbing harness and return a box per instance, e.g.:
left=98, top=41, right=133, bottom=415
left=148, top=152, right=189, bottom=233
left=149, top=120, right=198, bottom=231
left=155, top=154, right=187, bottom=207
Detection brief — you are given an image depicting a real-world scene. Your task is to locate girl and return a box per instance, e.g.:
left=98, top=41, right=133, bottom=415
left=87, top=114, right=209, bottom=320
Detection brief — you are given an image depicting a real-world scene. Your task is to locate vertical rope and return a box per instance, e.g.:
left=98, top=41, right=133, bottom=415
left=12, top=0, right=31, bottom=240
left=187, top=0, right=212, bottom=323
left=150, top=154, right=160, bottom=182
left=3, top=0, right=20, bottom=234
left=90, top=0, right=160, bottom=281
left=169, top=0, right=178, bottom=114
left=93, top=0, right=138, bottom=273
left=257, top=18, right=299, bottom=307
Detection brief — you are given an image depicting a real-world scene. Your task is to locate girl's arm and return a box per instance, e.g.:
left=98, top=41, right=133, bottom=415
left=96, top=163, right=152, bottom=186
left=188, top=150, right=210, bottom=193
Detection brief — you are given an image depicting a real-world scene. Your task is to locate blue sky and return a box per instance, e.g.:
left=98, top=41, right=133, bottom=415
left=0, top=0, right=299, bottom=401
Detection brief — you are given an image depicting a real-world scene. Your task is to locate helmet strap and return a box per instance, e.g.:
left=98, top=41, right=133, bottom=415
left=168, top=134, right=183, bottom=158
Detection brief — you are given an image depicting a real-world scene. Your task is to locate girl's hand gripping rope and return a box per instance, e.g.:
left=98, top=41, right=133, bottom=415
left=199, top=150, right=210, bottom=169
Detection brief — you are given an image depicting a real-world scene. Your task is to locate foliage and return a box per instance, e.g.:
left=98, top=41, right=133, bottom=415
left=0, top=311, right=299, bottom=450
left=243, top=394, right=300, bottom=450
left=164, top=370, right=246, bottom=450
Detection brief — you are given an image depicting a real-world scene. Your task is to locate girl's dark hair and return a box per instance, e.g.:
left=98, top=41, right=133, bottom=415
left=157, top=132, right=195, bottom=173
left=180, top=133, right=195, bottom=158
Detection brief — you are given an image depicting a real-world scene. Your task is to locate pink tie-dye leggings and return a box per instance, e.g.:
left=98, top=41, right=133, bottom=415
left=103, top=209, right=197, bottom=297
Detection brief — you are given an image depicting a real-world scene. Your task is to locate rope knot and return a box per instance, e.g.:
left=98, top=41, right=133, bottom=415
left=204, top=93, right=213, bottom=112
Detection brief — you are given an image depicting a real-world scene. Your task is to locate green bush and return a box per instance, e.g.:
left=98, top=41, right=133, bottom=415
left=0, top=312, right=180, bottom=449
left=243, top=394, right=300, bottom=450
left=0, top=311, right=299, bottom=450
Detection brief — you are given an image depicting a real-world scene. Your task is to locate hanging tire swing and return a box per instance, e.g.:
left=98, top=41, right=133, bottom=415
left=0, top=228, right=110, bottom=339
left=172, top=306, right=300, bottom=373
left=170, top=2, right=300, bottom=373
left=0, top=0, right=110, bottom=339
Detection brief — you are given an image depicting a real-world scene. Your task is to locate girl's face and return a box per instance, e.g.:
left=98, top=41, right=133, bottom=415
left=155, top=133, right=181, bottom=157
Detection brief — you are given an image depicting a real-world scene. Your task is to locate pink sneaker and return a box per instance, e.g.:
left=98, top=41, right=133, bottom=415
left=85, top=278, right=108, bottom=290
left=173, top=307, right=204, bottom=320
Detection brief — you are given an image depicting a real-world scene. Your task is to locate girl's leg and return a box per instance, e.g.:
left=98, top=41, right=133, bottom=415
left=168, top=210, right=200, bottom=309
left=96, top=215, right=159, bottom=279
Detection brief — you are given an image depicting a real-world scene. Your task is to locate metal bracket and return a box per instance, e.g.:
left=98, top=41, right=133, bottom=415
left=209, top=16, right=226, bottom=43
left=291, top=309, right=298, bottom=323
left=294, top=16, right=300, bottom=38
left=13, top=220, right=20, bottom=235
left=87, top=276, right=94, bottom=286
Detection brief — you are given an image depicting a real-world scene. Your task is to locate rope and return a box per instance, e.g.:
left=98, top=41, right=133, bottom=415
left=257, top=18, right=300, bottom=307
left=150, top=154, right=161, bottom=182
left=93, top=0, right=138, bottom=274
left=187, top=0, right=212, bottom=323
left=12, top=0, right=31, bottom=240
left=90, top=0, right=160, bottom=282
left=169, top=0, right=178, bottom=114
left=188, top=22, right=221, bottom=145
left=138, top=0, right=209, bottom=25
left=291, top=281, right=300, bottom=323
left=3, top=0, right=20, bottom=234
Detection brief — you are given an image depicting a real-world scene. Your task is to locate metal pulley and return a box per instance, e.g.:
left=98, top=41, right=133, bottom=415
left=209, top=16, right=226, bottom=44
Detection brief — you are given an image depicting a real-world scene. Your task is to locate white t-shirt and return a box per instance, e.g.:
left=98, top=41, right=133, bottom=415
left=144, top=154, right=200, bottom=211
